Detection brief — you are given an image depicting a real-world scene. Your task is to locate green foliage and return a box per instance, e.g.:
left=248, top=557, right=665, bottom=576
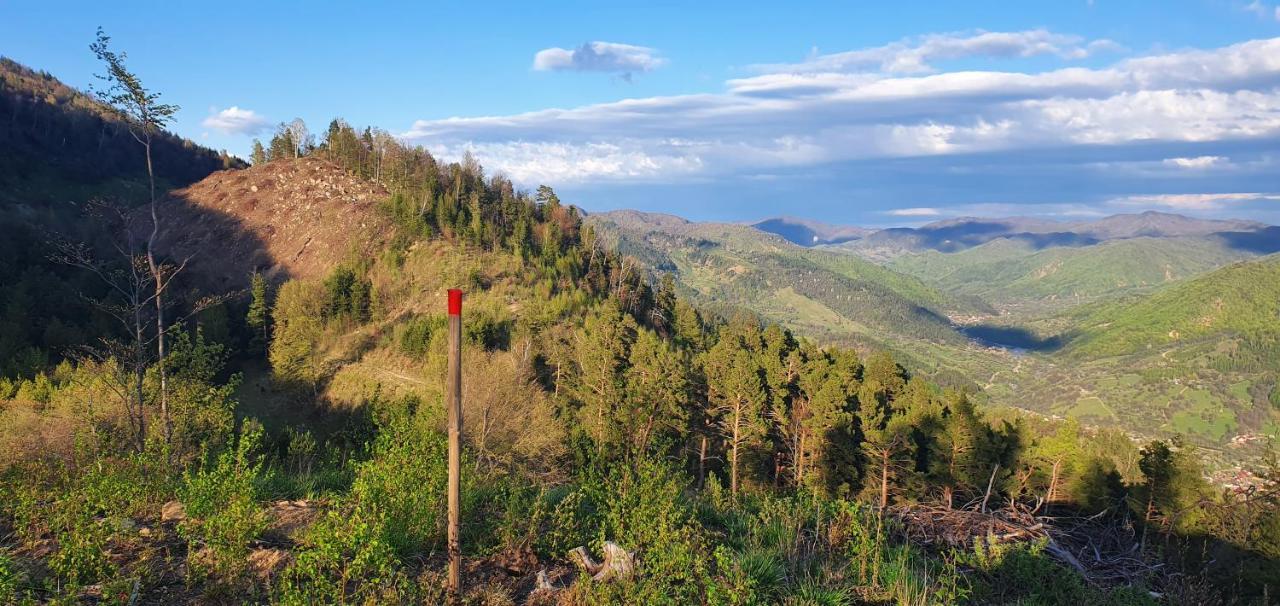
left=276, top=509, right=412, bottom=605
left=395, top=314, right=445, bottom=358
left=246, top=272, right=271, bottom=353
left=0, top=549, right=19, bottom=604
left=347, top=406, right=451, bottom=557
left=321, top=266, right=372, bottom=323
left=269, top=279, right=325, bottom=387
left=178, top=421, right=269, bottom=585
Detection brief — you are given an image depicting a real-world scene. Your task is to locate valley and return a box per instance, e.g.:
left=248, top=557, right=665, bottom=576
left=598, top=210, right=1280, bottom=474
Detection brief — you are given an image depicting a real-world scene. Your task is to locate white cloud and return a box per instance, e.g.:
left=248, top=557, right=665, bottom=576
left=887, top=207, right=942, bottom=216
left=1163, top=155, right=1228, bottom=169
left=1243, top=0, right=1280, bottom=20
left=202, top=106, right=270, bottom=136
left=403, top=35, right=1280, bottom=186
left=1109, top=192, right=1280, bottom=210
left=533, top=41, right=665, bottom=79
left=753, top=29, right=1121, bottom=75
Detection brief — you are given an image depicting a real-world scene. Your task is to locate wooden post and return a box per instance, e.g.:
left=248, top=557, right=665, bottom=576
left=446, top=289, right=463, bottom=604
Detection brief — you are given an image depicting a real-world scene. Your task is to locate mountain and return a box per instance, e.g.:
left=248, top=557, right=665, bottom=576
left=589, top=210, right=981, bottom=347
left=888, top=235, right=1260, bottom=311
left=830, top=211, right=1272, bottom=260
left=0, top=56, right=241, bottom=210
left=0, top=57, right=244, bottom=376
left=751, top=216, right=873, bottom=246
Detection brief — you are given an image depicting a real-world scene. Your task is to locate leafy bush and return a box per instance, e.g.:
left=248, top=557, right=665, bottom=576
left=178, top=421, right=269, bottom=585
left=275, top=508, right=412, bottom=605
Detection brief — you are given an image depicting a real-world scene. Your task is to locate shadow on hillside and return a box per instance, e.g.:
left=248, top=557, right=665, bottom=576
left=151, top=188, right=293, bottom=294
left=1213, top=226, right=1280, bottom=254
left=960, top=324, right=1065, bottom=352
left=873, top=222, right=1099, bottom=253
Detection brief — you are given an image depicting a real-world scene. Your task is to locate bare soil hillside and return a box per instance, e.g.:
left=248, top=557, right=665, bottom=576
left=152, top=157, right=389, bottom=290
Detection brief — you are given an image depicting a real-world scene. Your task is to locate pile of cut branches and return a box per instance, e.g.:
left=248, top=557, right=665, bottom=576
left=890, top=501, right=1161, bottom=589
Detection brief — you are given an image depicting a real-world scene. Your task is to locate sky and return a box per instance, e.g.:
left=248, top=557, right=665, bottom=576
left=3, top=0, right=1280, bottom=226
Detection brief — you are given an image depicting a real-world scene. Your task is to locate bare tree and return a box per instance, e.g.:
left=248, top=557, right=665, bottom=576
left=91, top=28, right=182, bottom=455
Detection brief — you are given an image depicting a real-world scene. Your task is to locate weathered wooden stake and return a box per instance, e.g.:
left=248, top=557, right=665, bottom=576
left=446, top=288, right=463, bottom=604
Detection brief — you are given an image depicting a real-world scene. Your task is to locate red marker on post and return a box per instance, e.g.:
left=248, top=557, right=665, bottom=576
left=445, top=289, right=463, bottom=603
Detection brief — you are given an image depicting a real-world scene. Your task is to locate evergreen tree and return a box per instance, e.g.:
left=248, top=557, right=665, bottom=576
left=623, top=329, right=691, bottom=454
left=246, top=272, right=271, bottom=354
left=570, top=300, right=637, bottom=453
left=705, top=334, right=768, bottom=495
left=250, top=139, right=266, bottom=165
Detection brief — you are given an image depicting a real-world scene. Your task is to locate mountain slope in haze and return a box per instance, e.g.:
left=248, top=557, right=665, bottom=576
left=832, top=211, right=1272, bottom=260
left=153, top=157, right=390, bottom=291
left=888, top=236, right=1259, bottom=310
left=752, top=216, right=872, bottom=246
left=590, top=210, right=981, bottom=347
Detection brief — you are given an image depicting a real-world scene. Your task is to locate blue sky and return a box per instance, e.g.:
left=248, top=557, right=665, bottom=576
left=3, top=0, right=1280, bottom=225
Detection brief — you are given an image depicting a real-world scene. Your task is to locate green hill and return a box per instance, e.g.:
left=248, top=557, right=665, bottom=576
left=888, top=236, right=1258, bottom=310
left=589, top=210, right=982, bottom=347
left=1065, top=255, right=1280, bottom=359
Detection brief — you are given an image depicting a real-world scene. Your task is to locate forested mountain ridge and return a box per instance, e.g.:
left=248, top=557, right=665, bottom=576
left=1064, top=254, right=1280, bottom=359
left=0, top=56, right=241, bottom=207
left=0, top=57, right=242, bottom=378
left=751, top=216, right=872, bottom=246
left=606, top=209, right=1280, bottom=469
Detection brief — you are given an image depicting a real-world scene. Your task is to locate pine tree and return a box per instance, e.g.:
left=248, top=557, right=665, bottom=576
left=623, top=329, right=691, bottom=454
left=250, top=139, right=266, bottom=165
left=705, top=335, right=768, bottom=495
left=570, top=300, right=637, bottom=453
left=246, top=272, right=271, bottom=354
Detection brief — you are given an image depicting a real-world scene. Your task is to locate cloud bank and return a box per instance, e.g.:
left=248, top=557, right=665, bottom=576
left=405, top=30, right=1280, bottom=221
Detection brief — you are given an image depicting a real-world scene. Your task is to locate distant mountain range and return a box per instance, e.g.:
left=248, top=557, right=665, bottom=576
left=752, top=211, right=1279, bottom=259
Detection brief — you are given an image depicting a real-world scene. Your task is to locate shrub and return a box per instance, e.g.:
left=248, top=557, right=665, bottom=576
left=395, top=314, right=445, bottom=358
left=275, top=508, right=412, bottom=605
left=178, top=421, right=269, bottom=586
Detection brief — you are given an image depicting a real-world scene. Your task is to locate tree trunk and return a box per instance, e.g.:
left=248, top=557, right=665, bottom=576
left=1047, top=458, right=1062, bottom=508
left=730, top=409, right=740, bottom=495
left=143, top=138, right=173, bottom=455
left=794, top=431, right=805, bottom=488
left=133, top=313, right=147, bottom=452
left=697, top=435, right=707, bottom=489
left=879, top=449, right=890, bottom=510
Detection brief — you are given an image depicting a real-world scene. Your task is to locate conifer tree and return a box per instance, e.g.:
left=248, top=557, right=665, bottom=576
left=705, top=334, right=768, bottom=495
left=246, top=272, right=271, bottom=354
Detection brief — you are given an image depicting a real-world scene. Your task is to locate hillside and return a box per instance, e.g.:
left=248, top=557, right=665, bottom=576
left=888, top=236, right=1259, bottom=311
left=1065, top=255, right=1280, bottom=359
left=0, top=57, right=240, bottom=208
left=153, top=157, right=390, bottom=291
left=0, top=57, right=244, bottom=377
left=589, top=210, right=979, bottom=347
